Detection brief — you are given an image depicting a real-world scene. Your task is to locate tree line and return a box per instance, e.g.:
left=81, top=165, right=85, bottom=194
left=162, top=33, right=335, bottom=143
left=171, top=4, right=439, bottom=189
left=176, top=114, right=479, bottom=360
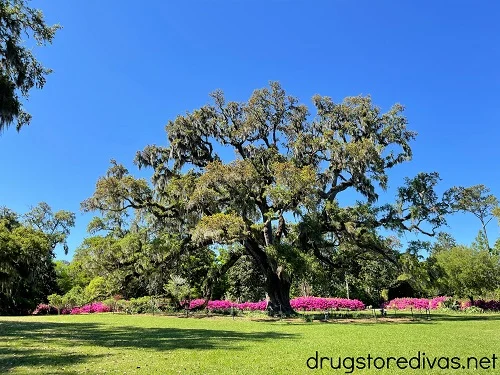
left=2, top=83, right=500, bottom=315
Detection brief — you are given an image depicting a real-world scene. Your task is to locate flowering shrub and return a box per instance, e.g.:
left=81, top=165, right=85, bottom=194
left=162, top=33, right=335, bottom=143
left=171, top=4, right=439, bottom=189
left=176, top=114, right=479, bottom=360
left=236, top=300, right=267, bottom=311
left=384, top=297, right=500, bottom=312
left=207, top=300, right=236, bottom=311
left=385, top=297, right=451, bottom=310
left=188, top=299, right=206, bottom=310
left=187, top=297, right=500, bottom=313
left=188, top=297, right=364, bottom=312
left=32, top=303, right=58, bottom=315
left=70, top=302, right=110, bottom=315
left=291, top=297, right=365, bottom=311
left=429, top=296, right=449, bottom=309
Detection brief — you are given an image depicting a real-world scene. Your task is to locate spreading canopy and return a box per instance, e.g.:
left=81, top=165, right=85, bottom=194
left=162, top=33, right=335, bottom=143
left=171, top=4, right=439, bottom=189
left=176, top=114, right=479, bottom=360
left=83, top=82, right=451, bottom=313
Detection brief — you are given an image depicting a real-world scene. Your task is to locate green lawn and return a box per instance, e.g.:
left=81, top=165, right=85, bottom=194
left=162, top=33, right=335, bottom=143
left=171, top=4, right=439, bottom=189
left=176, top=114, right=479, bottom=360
left=1, top=313, right=499, bottom=374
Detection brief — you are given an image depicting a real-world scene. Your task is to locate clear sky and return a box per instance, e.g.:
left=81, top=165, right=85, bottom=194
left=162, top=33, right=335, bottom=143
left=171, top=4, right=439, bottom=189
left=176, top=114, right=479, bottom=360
left=1, top=0, right=499, bottom=260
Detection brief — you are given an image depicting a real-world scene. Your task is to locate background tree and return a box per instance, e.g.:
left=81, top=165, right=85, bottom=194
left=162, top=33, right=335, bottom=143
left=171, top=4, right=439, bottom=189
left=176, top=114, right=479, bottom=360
left=223, top=252, right=266, bottom=302
left=23, top=202, right=75, bottom=254
left=445, top=185, right=499, bottom=253
left=430, top=232, right=457, bottom=254
left=0, top=204, right=74, bottom=314
left=434, top=245, right=500, bottom=301
left=69, top=211, right=214, bottom=301
left=0, top=207, right=57, bottom=314
left=83, top=82, right=451, bottom=314
left=0, top=0, right=60, bottom=132
left=53, top=260, right=73, bottom=294
left=395, top=240, right=444, bottom=297
left=165, top=275, right=193, bottom=310
left=291, top=241, right=399, bottom=306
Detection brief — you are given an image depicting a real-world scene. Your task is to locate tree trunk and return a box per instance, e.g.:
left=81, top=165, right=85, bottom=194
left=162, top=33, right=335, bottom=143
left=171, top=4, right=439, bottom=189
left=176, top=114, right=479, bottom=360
left=244, top=238, right=296, bottom=316
left=265, top=267, right=295, bottom=316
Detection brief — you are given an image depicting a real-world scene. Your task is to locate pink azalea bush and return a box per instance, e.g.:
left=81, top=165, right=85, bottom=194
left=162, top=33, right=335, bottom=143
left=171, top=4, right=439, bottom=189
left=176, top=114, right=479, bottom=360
left=207, top=300, right=236, bottom=310
left=429, top=296, right=448, bottom=309
left=188, top=297, right=364, bottom=311
left=236, top=300, right=267, bottom=311
left=32, top=303, right=58, bottom=315
left=384, top=297, right=450, bottom=310
left=291, top=297, right=365, bottom=311
left=70, top=302, right=111, bottom=315
left=188, top=299, right=206, bottom=309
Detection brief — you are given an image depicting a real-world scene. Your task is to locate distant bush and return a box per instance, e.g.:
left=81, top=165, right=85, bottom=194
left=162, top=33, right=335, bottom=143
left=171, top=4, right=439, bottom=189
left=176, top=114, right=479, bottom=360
left=70, top=302, right=110, bottom=315
left=384, top=297, right=500, bottom=312
left=291, top=297, right=365, bottom=311
left=187, top=297, right=364, bottom=312
left=32, top=303, right=58, bottom=315
left=469, top=299, right=500, bottom=312
left=384, top=297, right=450, bottom=310
left=129, top=296, right=159, bottom=314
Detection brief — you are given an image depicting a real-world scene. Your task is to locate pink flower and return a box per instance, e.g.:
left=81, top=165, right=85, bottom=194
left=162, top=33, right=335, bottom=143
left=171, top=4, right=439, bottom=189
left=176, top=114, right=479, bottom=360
left=290, top=297, right=365, bottom=311
left=70, top=302, right=110, bottom=315
left=189, top=299, right=206, bottom=310
left=385, top=297, right=451, bottom=310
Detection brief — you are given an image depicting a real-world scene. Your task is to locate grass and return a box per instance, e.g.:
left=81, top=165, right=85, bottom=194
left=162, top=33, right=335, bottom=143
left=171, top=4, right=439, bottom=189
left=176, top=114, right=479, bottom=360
left=0, top=313, right=499, bottom=374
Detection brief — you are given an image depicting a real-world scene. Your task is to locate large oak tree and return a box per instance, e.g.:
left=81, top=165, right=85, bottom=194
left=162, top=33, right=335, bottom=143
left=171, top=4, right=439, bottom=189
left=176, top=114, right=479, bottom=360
left=83, top=82, right=450, bottom=314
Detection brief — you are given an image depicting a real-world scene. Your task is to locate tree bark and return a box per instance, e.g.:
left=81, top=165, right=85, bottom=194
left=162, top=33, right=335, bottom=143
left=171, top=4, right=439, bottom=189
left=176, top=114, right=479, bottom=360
left=244, top=238, right=296, bottom=316
left=265, top=268, right=295, bottom=316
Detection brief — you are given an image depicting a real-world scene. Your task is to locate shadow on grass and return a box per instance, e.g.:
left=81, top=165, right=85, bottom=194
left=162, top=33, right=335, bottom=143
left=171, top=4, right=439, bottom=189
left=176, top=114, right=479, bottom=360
left=0, top=346, right=97, bottom=374
left=0, top=320, right=297, bottom=372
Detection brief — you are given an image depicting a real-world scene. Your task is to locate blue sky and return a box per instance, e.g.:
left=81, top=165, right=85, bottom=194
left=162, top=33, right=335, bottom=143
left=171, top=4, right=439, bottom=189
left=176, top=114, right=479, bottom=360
left=1, top=0, right=499, bottom=260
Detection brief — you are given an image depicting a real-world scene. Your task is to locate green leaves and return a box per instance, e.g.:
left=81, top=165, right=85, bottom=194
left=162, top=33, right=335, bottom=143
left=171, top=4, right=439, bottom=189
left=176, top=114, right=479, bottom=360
left=0, top=0, right=61, bottom=132
left=435, top=245, right=500, bottom=298
left=444, top=184, right=499, bottom=252
left=310, top=94, right=416, bottom=202
left=0, top=210, right=57, bottom=314
left=164, top=275, right=195, bottom=306
left=265, top=161, right=317, bottom=210
left=23, top=202, right=75, bottom=254
left=446, top=185, right=499, bottom=216
left=191, top=213, right=247, bottom=244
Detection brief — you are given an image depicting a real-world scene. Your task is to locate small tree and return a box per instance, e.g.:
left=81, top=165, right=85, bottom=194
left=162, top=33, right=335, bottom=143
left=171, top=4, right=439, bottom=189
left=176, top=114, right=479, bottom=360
left=165, top=276, right=193, bottom=315
left=47, top=293, right=64, bottom=314
left=84, top=276, right=108, bottom=302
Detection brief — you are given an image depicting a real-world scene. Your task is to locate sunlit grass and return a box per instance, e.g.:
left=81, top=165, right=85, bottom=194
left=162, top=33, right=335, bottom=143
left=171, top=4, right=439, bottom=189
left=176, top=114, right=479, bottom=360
left=1, top=313, right=499, bottom=374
